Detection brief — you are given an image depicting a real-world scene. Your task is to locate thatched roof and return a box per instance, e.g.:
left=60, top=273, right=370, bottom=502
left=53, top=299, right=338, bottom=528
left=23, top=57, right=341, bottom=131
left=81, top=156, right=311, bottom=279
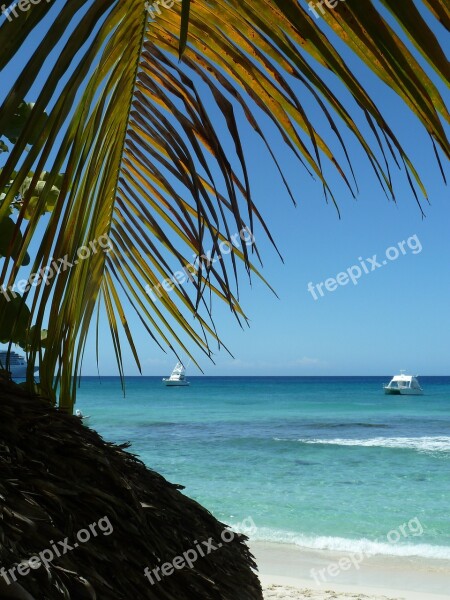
left=0, top=380, right=263, bottom=599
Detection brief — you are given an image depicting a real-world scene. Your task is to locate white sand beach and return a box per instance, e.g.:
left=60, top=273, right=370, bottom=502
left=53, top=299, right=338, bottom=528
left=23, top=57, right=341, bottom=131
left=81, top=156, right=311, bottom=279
left=252, top=542, right=450, bottom=600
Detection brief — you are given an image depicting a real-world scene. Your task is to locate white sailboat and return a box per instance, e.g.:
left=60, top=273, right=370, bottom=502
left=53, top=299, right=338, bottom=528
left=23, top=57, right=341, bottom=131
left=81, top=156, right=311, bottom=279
left=162, top=362, right=189, bottom=386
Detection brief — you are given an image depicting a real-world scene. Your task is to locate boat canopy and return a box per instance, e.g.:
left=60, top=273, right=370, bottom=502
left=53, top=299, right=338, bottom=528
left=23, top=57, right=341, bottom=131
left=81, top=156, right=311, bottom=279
left=166, top=362, right=186, bottom=380
left=387, top=373, right=421, bottom=389
left=171, top=362, right=185, bottom=376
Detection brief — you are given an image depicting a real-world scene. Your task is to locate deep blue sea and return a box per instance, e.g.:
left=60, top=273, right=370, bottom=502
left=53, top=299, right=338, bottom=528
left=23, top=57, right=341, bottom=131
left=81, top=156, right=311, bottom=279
left=76, top=376, right=450, bottom=559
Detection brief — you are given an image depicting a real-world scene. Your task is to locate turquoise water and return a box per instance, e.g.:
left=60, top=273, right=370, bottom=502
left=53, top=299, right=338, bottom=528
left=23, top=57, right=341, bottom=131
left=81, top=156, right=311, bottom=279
left=76, top=376, right=450, bottom=559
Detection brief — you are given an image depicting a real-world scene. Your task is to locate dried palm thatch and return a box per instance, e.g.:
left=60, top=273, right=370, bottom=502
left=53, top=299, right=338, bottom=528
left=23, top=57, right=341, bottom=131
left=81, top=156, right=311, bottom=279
left=0, top=380, right=263, bottom=600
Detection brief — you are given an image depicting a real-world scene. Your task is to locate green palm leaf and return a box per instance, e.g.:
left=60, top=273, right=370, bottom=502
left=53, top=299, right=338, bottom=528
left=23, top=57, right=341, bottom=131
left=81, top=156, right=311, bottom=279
left=0, top=0, right=448, bottom=410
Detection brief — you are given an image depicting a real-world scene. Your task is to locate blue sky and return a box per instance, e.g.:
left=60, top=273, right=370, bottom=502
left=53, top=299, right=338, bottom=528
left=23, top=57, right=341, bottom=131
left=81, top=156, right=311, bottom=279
left=126, top=107, right=450, bottom=377
left=1, top=2, right=449, bottom=376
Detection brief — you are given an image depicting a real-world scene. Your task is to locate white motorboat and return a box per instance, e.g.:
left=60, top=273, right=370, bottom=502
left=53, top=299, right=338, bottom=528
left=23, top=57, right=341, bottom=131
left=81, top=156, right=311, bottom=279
left=0, top=350, right=36, bottom=378
left=384, top=371, right=423, bottom=395
left=163, top=362, right=189, bottom=386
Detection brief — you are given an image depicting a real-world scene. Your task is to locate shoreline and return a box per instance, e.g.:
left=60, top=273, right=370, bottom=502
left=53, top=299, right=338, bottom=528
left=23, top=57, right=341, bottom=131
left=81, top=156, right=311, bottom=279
left=250, top=541, right=450, bottom=600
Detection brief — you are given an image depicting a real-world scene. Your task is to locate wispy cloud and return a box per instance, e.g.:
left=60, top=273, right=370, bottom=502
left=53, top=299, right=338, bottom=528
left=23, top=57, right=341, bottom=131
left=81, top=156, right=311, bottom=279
left=289, top=357, right=326, bottom=368
left=224, top=359, right=273, bottom=370
left=141, top=357, right=168, bottom=367
left=222, top=357, right=327, bottom=371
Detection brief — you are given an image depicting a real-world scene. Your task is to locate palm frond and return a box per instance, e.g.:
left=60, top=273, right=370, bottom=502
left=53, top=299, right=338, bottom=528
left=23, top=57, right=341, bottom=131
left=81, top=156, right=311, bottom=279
left=0, top=0, right=448, bottom=409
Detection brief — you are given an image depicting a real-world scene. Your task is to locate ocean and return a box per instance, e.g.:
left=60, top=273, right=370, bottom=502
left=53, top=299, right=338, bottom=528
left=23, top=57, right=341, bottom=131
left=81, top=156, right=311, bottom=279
left=76, top=376, right=450, bottom=560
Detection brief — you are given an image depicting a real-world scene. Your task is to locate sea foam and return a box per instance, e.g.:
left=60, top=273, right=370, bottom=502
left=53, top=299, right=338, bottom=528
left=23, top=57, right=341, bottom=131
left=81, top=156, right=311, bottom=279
left=250, top=528, right=450, bottom=559
left=274, top=436, right=450, bottom=453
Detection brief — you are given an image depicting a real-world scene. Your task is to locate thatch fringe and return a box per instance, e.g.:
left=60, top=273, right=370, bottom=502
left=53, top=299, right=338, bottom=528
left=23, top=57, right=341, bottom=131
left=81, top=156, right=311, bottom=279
left=0, top=380, right=263, bottom=599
